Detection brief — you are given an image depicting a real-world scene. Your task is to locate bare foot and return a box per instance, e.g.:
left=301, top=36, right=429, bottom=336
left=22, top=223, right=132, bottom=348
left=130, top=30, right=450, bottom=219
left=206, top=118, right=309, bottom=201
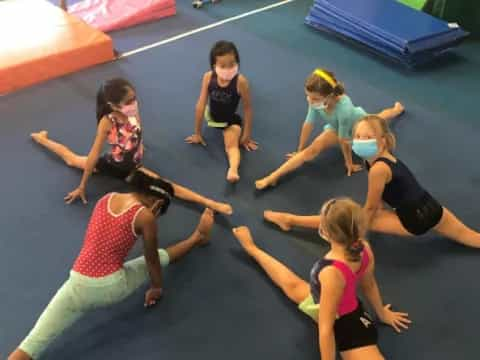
left=255, top=176, right=276, bottom=190
left=30, top=130, right=48, bottom=144
left=263, top=210, right=292, bottom=231
left=8, top=348, right=31, bottom=360
left=226, top=168, right=240, bottom=183
left=206, top=200, right=233, bottom=215
left=232, top=226, right=256, bottom=252
left=196, top=208, right=215, bottom=245
left=394, top=102, right=405, bottom=115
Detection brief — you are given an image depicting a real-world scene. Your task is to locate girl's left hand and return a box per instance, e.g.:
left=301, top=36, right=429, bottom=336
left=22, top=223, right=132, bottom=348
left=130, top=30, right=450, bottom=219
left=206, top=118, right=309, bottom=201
left=379, top=304, right=411, bottom=333
left=144, top=287, right=163, bottom=308
left=240, top=137, right=258, bottom=151
left=65, top=187, right=87, bottom=204
left=345, top=163, right=363, bottom=176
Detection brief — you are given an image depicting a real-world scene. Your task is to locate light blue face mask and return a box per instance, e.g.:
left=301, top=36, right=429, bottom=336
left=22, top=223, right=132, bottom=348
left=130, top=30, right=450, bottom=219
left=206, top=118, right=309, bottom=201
left=311, top=102, right=327, bottom=111
left=352, top=139, right=379, bottom=160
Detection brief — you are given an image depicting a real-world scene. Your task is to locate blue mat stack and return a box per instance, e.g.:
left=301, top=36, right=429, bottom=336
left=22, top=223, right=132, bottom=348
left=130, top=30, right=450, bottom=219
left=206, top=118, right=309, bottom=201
left=305, top=0, right=469, bottom=67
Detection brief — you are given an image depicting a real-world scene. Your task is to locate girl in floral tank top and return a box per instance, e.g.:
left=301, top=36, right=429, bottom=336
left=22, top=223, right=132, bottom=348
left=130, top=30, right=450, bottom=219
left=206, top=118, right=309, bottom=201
left=30, top=78, right=232, bottom=215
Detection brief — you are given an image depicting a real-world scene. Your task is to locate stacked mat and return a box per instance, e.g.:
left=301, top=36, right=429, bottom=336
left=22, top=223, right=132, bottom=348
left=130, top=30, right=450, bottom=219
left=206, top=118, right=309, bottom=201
left=305, top=0, right=469, bottom=67
left=69, top=0, right=176, bottom=32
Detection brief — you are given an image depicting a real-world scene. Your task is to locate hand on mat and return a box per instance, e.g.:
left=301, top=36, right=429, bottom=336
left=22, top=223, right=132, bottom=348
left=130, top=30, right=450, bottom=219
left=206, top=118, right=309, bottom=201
left=185, top=134, right=207, bottom=146
left=65, top=187, right=87, bottom=204
left=379, top=304, right=411, bottom=333
left=346, top=163, right=363, bottom=176
left=240, top=137, right=258, bottom=151
left=144, top=287, right=163, bottom=308
left=285, top=151, right=298, bottom=159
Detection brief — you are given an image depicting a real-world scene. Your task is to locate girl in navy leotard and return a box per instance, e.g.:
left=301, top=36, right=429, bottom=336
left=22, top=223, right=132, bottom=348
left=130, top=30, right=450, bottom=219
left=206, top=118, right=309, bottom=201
left=264, top=115, right=480, bottom=248
left=351, top=115, right=480, bottom=247
left=30, top=78, right=232, bottom=215
left=233, top=198, right=410, bottom=360
left=186, top=41, right=257, bottom=183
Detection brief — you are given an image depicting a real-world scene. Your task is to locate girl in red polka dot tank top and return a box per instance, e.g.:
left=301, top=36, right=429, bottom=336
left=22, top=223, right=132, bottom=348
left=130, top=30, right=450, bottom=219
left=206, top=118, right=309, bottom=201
left=8, top=186, right=215, bottom=360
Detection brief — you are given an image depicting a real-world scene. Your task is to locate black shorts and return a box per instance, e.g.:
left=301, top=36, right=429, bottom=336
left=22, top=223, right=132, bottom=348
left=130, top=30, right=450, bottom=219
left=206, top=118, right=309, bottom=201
left=334, top=302, right=378, bottom=352
left=210, top=113, right=243, bottom=130
left=396, top=191, right=444, bottom=235
left=225, top=113, right=243, bottom=128
left=95, top=156, right=139, bottom=180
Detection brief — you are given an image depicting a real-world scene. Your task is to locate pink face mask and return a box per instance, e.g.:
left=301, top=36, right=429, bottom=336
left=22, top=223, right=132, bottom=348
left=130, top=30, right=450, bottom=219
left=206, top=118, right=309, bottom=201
left=120, top=100, right=138, bottom=117
left=215, top=65, right=239, bottom=81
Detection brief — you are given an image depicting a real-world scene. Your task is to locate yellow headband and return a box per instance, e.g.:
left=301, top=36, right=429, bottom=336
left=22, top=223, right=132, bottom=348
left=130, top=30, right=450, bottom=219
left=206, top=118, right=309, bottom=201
left=314, top=69, right=336, bottom=88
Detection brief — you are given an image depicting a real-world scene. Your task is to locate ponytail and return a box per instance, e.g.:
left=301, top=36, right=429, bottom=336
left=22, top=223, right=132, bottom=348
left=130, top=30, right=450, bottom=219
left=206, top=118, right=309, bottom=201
left=96, top=84, right=113, bottom=124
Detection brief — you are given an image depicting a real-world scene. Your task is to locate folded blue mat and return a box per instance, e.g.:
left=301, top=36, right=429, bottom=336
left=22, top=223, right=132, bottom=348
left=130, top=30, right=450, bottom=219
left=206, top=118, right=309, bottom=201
left=305, top=0, right=469, bottom=67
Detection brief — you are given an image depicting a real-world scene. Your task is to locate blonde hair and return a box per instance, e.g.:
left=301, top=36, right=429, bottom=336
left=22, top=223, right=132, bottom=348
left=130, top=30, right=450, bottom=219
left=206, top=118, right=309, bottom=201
left=305, top=68, right=345, bottom=97
left=354, top=115, right=396, bottom=151
left=320, top=197, right=367, bottom=262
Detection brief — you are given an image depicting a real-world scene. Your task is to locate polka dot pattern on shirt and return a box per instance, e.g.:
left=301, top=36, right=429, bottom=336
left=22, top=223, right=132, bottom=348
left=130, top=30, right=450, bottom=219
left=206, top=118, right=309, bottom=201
left=72, top=193, right=144, bottom=277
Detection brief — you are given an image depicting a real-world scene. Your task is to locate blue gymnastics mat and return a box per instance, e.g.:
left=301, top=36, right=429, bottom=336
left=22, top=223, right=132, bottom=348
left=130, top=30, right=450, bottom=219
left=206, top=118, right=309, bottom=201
left=305, top=0, right=469, bottom=67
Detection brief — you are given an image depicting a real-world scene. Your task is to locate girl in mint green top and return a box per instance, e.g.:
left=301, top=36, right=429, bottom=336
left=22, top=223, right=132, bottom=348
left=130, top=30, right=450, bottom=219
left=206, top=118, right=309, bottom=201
left=305, top=94, right=367, bottom=139
left=256, top=68, right=404, bottom=190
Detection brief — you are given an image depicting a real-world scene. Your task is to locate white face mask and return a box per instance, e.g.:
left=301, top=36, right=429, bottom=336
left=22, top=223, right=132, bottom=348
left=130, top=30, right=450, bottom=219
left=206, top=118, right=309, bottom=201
left=311, top=102, right=327, bottom=110
left=119, top=100, right=139, bottom=117
left=215, top=64, right=239, bottom=81
left=307, top=95, right=328, bottom=110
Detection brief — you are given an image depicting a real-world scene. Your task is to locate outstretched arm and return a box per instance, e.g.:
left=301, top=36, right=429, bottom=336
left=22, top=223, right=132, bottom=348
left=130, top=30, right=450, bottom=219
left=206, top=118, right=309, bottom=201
left=364, top=162, right=389, bottom=227
left=186, top=72, right=211, bottom=146
left=238, top=76, right=257, bottom=151
left=136, top=208, right=163, bottom=306
left=359, top=243, right=411, bottom=332
left=318, top=267, right=345, bottom=360
left=65, top=117, right=110, bottom=204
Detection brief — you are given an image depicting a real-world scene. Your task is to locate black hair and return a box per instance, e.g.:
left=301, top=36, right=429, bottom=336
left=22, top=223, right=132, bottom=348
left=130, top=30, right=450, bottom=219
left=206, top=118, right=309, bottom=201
left=96, top=78, right=135, bottom=123
left=127, top=170, right=174, bottom=215
left=209, top=41, right=240, bottom=70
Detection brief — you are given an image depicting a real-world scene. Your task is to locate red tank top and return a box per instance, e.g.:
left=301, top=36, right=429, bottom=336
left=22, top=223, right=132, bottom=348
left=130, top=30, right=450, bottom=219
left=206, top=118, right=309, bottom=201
left=72, top=193, right=145, bottom=277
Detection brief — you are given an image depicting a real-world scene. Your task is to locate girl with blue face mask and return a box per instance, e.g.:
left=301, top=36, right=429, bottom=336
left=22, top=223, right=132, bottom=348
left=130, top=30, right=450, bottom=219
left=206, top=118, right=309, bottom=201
left=255, top=69, right=404, bottom=190
left=263, top=115, right=480, bottom=248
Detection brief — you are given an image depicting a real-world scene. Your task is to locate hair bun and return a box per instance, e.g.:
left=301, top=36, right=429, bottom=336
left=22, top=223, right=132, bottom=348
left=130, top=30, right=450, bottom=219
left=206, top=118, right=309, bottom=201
left=348, top=240, right=364, bottom=254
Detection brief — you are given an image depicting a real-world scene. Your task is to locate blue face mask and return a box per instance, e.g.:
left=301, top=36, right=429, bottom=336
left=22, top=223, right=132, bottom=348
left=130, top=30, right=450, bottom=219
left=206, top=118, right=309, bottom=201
left=352, top=139, right=378, bottom=160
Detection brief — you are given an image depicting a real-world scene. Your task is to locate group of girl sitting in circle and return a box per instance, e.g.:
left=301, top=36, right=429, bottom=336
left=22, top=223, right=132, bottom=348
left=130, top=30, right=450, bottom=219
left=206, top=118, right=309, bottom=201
left=9, top=40, right=480, bottom=360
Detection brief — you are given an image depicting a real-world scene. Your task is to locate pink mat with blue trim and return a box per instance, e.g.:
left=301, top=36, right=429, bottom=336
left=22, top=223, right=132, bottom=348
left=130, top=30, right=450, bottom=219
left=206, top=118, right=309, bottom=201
left=69, top=0, right=176, bottom=32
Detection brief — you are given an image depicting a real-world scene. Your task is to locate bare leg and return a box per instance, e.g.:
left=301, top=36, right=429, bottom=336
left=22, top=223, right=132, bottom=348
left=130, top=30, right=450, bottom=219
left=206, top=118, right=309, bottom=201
left=137, top=167, right=233, bottom=215
left=265, top=206, right=480, bottom=248
left=264, top=211, right=320, bottom=232
left=376, top=102, right=404, bottom=123
left=368, top=209, right=413, bottom=236
left=223, top=125, right=241, bottom=183
left=433, top=207, right=480, bottom=248
left=166, top=209, right=215, bottom=263
left=31, top=131, right=87, bottom=170
left=232, top=227, right=310, bottom=304
left=256, top=130, right=338, bottom=190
